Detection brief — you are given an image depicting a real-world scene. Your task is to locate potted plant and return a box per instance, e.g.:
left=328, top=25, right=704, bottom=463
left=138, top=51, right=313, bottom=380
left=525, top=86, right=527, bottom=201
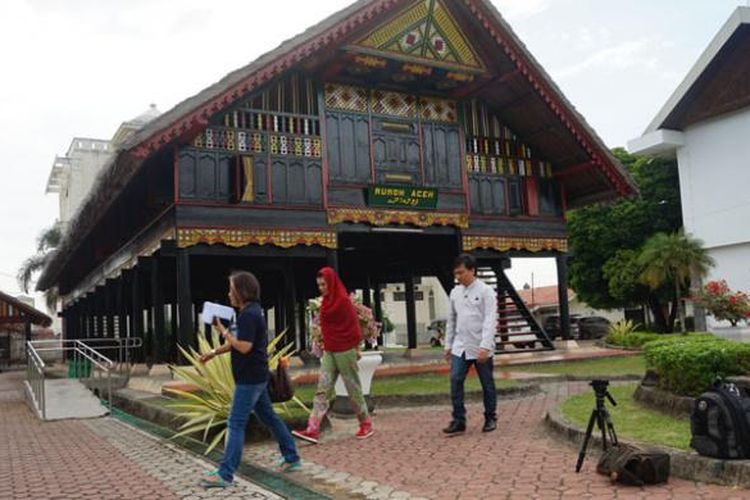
left=307, top=295, right=383, bottom=414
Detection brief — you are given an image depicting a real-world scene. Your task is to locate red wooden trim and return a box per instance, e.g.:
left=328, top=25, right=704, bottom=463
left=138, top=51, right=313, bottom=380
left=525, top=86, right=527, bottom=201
left=525, top=177, right=539, bottom=217
left=418, top=113, right=426, bottom=186
left=327, top=203, right=465, bottom=214
left=469, top=213, right=565, bottom=222
left=328, top=181, right=465, bottom=196
left=463, top=231, right=568, bottom=239
left=266, top=114, right=273, bottom=204
left=176, top=200, right=325, bottom=211
left=177, top=224, right=334, bottom=232
left=234, top=155, right=240, bottom=202
left=457, top=113, right=471, bottom=216
left=173, top=147, right=180, bottom=204
left=368, top=90, right=377, bottom=184
left=317, top=85, right=331, bottom=210
left=554, top=161, right=595, bottom=179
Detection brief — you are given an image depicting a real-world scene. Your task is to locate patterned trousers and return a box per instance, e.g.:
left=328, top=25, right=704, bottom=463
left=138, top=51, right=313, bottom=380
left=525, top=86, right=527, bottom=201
left=308, top=348, right=369, bottom=428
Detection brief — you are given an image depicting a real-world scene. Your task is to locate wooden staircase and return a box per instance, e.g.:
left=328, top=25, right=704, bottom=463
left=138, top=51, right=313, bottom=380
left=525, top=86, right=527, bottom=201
left=477, top=268, right=555, bottom=354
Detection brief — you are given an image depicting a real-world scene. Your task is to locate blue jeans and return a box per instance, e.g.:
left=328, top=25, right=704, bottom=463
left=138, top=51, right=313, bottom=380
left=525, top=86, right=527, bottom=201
left=218, top=382, right=300, bottom=482
left=450, top=354, right=497, bottom=423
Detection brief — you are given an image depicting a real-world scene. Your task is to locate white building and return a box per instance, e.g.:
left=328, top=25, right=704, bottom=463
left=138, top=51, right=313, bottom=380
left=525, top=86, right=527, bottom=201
left=45, top=138, right=112, bottom=228
left=45, top=105, right=161, bottom=228
left=381, top=277, right=450, bottom=346
left=628, top=7, right=750, bottom=327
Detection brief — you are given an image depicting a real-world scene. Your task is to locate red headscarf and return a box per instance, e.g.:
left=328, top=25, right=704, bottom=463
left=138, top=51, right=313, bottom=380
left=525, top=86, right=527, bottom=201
left=318, top=267, right=362, bottom=353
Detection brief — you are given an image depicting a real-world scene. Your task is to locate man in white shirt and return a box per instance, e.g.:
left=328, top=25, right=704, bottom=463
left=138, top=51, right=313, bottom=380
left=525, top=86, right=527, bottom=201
left=443, top=253, right=498, bottom=435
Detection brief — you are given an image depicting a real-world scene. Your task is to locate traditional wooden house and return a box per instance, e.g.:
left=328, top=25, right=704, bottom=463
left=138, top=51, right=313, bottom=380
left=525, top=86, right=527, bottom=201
left=37, top=0, right=636, bottom=363
left=0, top=291, right=52, bottom=366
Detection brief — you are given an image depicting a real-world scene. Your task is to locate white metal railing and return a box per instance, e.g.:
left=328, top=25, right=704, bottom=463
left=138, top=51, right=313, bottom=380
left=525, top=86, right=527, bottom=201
left=26, top=343, right=46, bottom=419
left=25, top=337, right=143, bottom=420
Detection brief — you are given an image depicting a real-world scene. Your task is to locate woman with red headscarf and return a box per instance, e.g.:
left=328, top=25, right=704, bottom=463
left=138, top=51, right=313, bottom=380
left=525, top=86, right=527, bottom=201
left=292, top=267, right=374, bottom=443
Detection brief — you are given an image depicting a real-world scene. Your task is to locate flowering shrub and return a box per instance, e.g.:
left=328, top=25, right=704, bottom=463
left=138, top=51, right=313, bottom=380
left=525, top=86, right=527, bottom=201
left=307, top=294, right=382, bottom=357
left=692, top=280, right=750, bottom=327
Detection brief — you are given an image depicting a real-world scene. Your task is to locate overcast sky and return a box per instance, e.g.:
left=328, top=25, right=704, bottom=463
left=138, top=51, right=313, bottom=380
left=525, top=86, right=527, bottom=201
left=0, top=0, right=743, bottom=308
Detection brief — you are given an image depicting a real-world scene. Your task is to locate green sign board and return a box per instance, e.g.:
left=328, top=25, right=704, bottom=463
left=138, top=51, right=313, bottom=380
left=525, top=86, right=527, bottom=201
left=367, top=184, right=439, bottom=210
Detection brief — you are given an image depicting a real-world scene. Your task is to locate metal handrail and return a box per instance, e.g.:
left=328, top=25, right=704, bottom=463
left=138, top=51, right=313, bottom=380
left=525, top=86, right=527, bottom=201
left=25, top=337, right=144, bottom=420
left=26, top=343, right=46, bottom=419
left=75, top=341, right=114, bottom=369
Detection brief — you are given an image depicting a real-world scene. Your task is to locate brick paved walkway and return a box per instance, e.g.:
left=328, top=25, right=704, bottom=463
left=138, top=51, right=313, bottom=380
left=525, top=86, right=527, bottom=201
left=247, top=381, right=746, bottom=500
left=0, top=371, right=279, bottom=500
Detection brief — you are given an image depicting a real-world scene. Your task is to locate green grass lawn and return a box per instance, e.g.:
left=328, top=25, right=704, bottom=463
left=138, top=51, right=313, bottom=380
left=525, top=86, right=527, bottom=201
left=560, top=383, right=691, bottom=450
left=509, top=355, right=646, bottom=377
left=293, top=372, right=516, bottom=402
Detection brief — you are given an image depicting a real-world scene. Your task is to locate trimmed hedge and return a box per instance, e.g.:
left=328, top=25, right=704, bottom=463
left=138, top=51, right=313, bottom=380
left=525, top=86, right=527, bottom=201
left=643, top=337, right=750, bottom=396
left=606, top=331, right=712, bottom=349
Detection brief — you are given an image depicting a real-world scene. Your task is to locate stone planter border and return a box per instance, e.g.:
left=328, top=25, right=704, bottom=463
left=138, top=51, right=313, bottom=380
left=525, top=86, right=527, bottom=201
left=545, top=405, right=750, bottom=488
left=633, top=384, right=694, bottom=417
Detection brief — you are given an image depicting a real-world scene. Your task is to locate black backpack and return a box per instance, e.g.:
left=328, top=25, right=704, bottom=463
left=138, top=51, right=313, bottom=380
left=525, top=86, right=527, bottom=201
left=690, top=381, right=750, bottom=459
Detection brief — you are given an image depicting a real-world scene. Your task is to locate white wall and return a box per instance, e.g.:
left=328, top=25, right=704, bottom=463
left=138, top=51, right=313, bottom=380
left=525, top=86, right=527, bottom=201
left=59, top=140, right=111, bottom=224
left=676, top=107, right=750, bottom=327
left=381, top=277, right=450, bottom=346
left=677, top=108, right=750, bottom=250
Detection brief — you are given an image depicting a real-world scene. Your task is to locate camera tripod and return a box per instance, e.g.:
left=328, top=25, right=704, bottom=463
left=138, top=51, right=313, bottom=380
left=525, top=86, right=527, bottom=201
left=575, top=379, right=619, bottom=472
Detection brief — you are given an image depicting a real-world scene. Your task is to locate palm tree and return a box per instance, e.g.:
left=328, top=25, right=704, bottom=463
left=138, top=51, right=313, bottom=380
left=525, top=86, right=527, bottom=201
left=17, top=224, right=62, bottom=312
left=638, top=231, right=714, bottom=333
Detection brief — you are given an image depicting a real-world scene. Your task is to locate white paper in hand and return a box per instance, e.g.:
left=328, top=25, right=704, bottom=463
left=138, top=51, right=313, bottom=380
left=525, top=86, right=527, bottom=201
left=201, top=301, right=236, bottom=325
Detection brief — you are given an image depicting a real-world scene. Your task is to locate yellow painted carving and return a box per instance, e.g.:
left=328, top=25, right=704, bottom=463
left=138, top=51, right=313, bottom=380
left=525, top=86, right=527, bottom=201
left=241, top=156, right=254, bottom=203
left=463, top=235, right=569, bottom=253
left=327, top=208, right=469, bottom=229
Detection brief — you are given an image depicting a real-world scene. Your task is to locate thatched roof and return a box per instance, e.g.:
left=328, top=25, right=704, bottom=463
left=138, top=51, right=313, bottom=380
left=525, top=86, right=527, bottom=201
left=38, top=0, right=636, bottom=292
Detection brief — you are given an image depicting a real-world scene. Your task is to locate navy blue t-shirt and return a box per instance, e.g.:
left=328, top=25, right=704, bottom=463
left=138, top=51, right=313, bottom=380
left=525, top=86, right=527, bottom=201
left=231, top=302, right=269, bottom=385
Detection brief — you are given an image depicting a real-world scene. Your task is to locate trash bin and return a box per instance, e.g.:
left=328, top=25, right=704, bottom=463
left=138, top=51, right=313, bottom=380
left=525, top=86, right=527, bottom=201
left=67, top=359, right=92, bottom=378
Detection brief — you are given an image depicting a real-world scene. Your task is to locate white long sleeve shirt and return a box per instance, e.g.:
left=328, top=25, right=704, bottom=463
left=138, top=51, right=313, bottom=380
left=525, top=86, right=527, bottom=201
left=444, top=278, right=498, bottom=360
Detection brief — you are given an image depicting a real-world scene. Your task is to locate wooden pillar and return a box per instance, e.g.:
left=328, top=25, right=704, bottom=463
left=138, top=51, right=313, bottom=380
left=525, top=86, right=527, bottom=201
left=170, top=302, right=178, bottom=362
left=297, top=294, right=307, bottom=352
left=326, top=249, right=339, bottom=273
left=373, top=282, right=384, bottom=347
left=150, top=256, right=166, bottom=363
left=362, top=278, right=372, bottom=349
left=405, top=275, right=417, bottom=349
left=130, top=266, right=144, bottom=361
left=83, top=294, right=92, bottom=338
left=104, top=281, right=115, bottom=339
left=115, top=275, right=126, bottom=339
left=64, top=304, right=74, bottom=342
left=176, top=249, right=194, bottom=351
left=556, top=253, right=571, bottom=341
left=282, top=266, right=297, bottom=349
left=274, top=292, right=285, bottom=338
left=90, top=290, right=99, bottom=338
left=24, top=320, right=31, bottom=361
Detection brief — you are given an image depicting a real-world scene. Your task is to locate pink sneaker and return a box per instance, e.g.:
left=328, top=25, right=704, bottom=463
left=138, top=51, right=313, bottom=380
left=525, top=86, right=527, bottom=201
left=355, top=419, right=374, bottom=440
left=292, top=428, right=320, bottom=444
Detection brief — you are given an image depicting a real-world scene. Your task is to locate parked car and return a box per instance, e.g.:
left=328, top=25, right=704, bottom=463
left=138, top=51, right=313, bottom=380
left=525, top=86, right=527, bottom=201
left=543, top=314, right=581, bottom=340
left=578, top=316, right=612, bottom=340
left=427, top=318, right=447, bottom=347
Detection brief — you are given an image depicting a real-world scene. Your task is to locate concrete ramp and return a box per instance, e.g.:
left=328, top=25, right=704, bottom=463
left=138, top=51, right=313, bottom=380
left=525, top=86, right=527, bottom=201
left=31, top=379, right=110, bottom=421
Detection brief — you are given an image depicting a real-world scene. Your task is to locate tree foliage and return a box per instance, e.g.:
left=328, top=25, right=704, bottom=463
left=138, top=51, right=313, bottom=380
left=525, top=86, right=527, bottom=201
left=17, top=224, right=62, bottom=312
left=568, top=148, right=683, bottom=331
left=638, top=231, right=713, bottom=332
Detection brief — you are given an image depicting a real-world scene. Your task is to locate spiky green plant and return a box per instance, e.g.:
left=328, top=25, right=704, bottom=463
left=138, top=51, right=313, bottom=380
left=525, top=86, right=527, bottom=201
left=166, top=329, right=310, bottom=454
left=608, top=319, right=639, bottom=337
